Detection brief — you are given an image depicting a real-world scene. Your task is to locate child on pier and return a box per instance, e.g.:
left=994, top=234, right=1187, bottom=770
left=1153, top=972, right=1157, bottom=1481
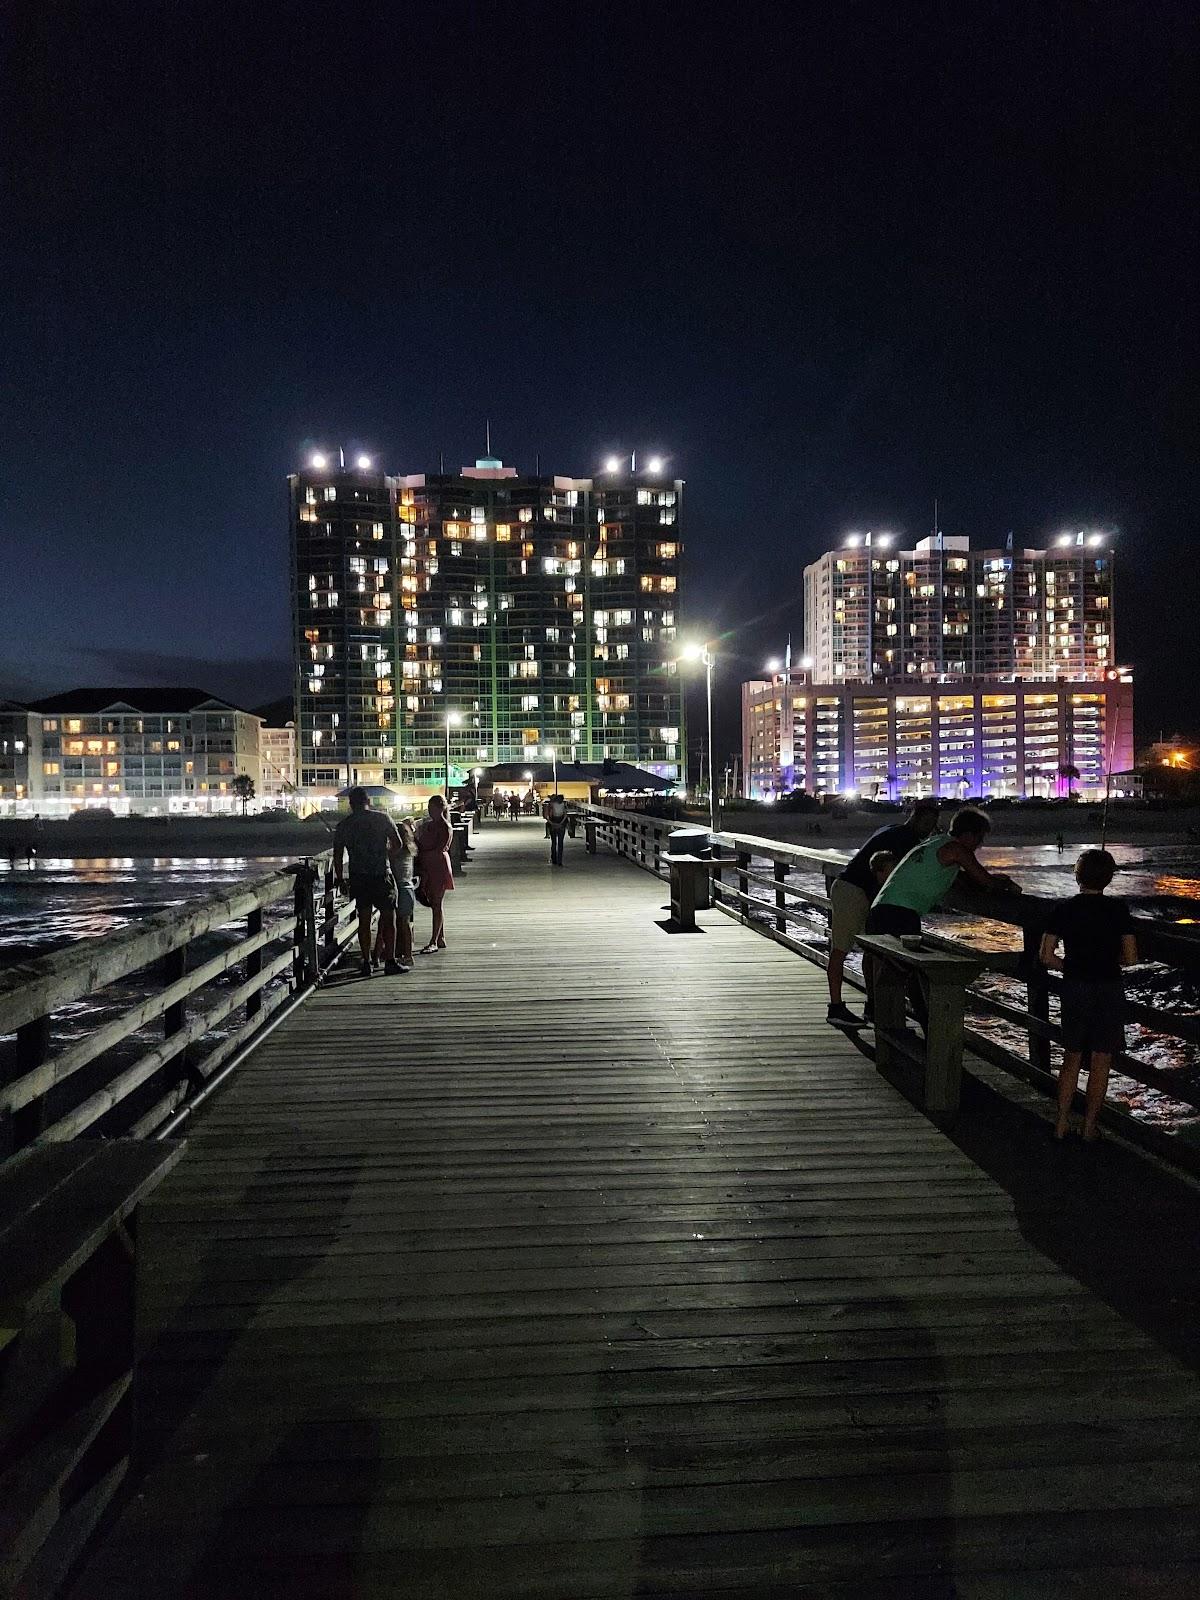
left=1039, top=848, right=1138, bottom=1143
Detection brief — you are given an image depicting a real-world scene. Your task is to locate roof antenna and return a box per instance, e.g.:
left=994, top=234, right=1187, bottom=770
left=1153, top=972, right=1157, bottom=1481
left=438, top=449, right=444, bottom=474
left=485, top=418, right=491, bottom=457
left=339, top=446, right=345, bottom=469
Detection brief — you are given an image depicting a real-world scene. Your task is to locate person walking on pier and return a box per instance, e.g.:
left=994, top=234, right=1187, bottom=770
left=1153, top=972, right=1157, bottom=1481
left=1039, top=848, right=1137, bottom=1143
left=825, top=798, right=941, bottom=1029
left=333, top=787, right=407, bottom=978
left=543, top=791, right=569, bottom=866
left=415, top=794, right=454, bottom=954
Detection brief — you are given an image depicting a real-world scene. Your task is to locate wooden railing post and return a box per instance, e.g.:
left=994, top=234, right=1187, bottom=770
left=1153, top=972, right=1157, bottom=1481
left=774, top=861, right=791, bottom=933
left=321, top=864, right=337, bottom=969
left=162, top=947, right=187, bottom=1039
left=245, top=907, right=264, bottom=1019
left=869, top=958, right=907, bottom=1076
left=711, top=841, right=724, bottom=903
left=1023, top=919, right=1052, bottom=1073
left=737, top=850, right=751, bottom=923
left=3, top=1013, right=51, bottom=1155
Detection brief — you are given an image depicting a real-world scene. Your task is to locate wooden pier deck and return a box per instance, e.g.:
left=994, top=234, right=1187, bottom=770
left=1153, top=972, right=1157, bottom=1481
left=69, top=821, right=1200, bottom=1598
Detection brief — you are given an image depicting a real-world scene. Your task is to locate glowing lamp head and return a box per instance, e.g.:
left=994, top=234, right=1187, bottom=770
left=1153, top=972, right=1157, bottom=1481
left=765, top=658, right=782, bottom=673
left=800, top=655, right=814, bottom=670
left=682, top=642, right=705, bottom=663
left=1056, top=534, right=1073, bottom=547
left=355, top=453, right=372, bottom=470
left=309, top=452, right=328, bottom=470
left=604, top=455, right=622, bottom=473
left=846, top=533, right=862, bottom=547
left=1087, top=533, right=1103, bottom=546
left=523, top=770, right=533, bottom=782
left=446, top=711, right=461, bottom=728
left=875, top=533, right=892, bottom=547
left=646, top=455, right=664, bottom=473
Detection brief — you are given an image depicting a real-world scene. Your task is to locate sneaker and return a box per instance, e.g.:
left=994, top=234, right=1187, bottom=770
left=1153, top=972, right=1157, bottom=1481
left=359, top=959, right=373, bottom=978
left=383, top=959, right=410, bottom=975
left=826, top=1002, right=862, bottom=1029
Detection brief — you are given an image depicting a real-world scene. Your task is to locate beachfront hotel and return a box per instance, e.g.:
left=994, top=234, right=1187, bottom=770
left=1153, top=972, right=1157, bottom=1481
left=8, top=690, right=267, bottom=816
left=745, top=530, right=1133, bottom=801
left=803, top=532, right=1115, bottom=683
left=742, top=671, right=1135, bottom=801
left=288, top=450, right=684, bottom=798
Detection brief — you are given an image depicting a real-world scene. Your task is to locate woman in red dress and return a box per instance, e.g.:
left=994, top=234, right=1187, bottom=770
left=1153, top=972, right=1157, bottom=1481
left=415, top=794, right=454, bottom=953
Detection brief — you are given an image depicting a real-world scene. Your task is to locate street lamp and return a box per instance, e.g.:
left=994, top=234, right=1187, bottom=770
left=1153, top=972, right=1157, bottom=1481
left=546, top=746, right=557, bottom=790
left=444, top=711, right=461, bottom=797
left=682, top=640, right=717, bottom=833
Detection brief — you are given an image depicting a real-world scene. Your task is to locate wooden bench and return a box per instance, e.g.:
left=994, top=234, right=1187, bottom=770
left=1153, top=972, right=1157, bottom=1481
left=0, top=1140, right=184, bottom=1596
left=856, top=934, right=983, bottom=1116
left=668, top=856, right=712, bottom=932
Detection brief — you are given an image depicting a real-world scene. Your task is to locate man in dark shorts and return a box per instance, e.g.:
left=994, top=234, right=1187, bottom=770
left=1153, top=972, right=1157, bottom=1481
left=825, top=798, right=941, bottom=1028
left=1039, top=848, right=1138, bottom=1142
left=332, top=787, right=407, bottom=978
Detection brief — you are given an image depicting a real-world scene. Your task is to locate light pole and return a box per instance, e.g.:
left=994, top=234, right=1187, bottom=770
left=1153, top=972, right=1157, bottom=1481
left=547, top=746, right=557, bottom=791
left=444, top=711, right=461, bottom=798
left=683, top=641, right=717, bottom=833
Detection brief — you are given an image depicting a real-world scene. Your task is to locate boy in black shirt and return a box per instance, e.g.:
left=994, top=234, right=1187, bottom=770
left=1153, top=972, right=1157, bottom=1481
left=1039, top=849, right=1138, bottom=1142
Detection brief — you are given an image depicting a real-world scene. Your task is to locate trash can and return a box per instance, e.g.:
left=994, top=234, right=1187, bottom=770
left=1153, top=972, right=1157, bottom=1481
left=667, top=827, right=712, bottom=859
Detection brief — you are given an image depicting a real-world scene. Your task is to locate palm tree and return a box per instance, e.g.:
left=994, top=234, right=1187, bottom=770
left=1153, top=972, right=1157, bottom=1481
left=1057, top=762, right=1081, bottom=799
left=232, top=773, right=256, bottom=818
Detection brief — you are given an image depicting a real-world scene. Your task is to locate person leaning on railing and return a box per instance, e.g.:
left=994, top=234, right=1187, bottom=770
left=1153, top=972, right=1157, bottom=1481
left=826, top=798, right=942, bottom=1030
left=863, top=807, right=1021, bottom=1030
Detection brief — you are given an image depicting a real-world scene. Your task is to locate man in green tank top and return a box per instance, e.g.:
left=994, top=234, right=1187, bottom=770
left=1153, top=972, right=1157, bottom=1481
left=869, top=806, right=1021, bottom=929
left=864, top=806, right=1020, bottom=1027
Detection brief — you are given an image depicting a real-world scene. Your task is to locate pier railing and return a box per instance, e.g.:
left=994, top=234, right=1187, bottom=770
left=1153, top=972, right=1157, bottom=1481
left=583, top=803, right=1200, bottom=1173
left=0, top=854, right=358, bottom=1156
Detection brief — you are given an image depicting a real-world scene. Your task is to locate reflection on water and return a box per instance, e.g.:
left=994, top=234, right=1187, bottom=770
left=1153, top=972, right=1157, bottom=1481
left=0, top=856, right=293, bottom=968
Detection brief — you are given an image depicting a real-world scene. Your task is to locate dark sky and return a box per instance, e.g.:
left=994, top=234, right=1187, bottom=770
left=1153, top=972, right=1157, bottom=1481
left=3, top=1, right=1197, bottom=758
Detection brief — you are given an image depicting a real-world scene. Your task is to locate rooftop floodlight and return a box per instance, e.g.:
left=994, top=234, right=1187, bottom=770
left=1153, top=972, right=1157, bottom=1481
left=876, top=533, right=892, bottom=547
left=604, top=454, right=622, bottom=472
left=646, top=454, right=664, bottom=473
left=355, top=453, right=372, bottom=469
left=800, top=655, right=814, bottom=669
left=1087, top=533, right=1104, bottom=546
left=765, top=658, right=782, bottom=673
left=310, top=452, right=328, bottom=469
left=681, top=641, right=705, bottom=663
left=1056, top=534, right=1073, bottom=547
left=846, top=533, right=862, bottom=547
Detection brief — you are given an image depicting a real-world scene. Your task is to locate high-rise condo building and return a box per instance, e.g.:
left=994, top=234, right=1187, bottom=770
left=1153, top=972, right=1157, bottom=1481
left=289, top=452, right=683, bottom=794
left=803, top=533, right=1115, bottom=684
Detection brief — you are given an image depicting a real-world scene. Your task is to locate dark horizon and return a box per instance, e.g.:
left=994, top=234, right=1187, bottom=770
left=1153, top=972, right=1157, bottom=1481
left=4, top=2, right=1196, bottom=760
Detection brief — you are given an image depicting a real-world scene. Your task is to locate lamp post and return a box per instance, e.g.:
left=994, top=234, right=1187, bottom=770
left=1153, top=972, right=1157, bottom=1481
left=547, top=746, right=557, bottom=791
left=683, top=641, right=717, bottom=834
left=443, top=711, right=461, bottom=798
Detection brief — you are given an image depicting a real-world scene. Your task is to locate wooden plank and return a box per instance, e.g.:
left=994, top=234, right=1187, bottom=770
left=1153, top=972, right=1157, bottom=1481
left=65, top=822, right=1200, bottom=1598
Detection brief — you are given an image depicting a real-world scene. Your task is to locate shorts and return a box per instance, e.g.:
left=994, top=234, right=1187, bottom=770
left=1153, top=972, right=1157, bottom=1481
left=829, top=877, right=871, bottom=951
left=348, top=873, right=397, bottom=912
left=396, top=882, right=416, bottom=922
left=864, top=903, right=922, bottom=939
left=1060, top=978, right=1126, bottom=1055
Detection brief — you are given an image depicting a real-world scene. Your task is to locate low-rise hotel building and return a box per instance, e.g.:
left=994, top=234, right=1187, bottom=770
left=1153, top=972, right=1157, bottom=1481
left=25, top=689, right=264, bottom=815
left=742, top=670, right=1135, bottom=801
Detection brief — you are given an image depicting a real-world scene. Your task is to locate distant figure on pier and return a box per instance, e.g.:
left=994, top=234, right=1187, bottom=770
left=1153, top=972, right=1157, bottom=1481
left=825, top=799, right=941, bottom=1030
left=332, top=787, right=407, bottom=978
left=416, top=795, right=454, bottom=954
left=543, top=792, right=569, bottom=866
left=7, top=845, right=16, bottom=869
left=1056, top=832, right=1065, bottom=854
left=1040, top=849, right=1137, bottom=1143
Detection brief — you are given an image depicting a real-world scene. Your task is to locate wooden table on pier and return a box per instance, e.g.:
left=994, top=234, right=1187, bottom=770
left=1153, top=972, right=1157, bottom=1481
left=70, top=818, right=1200, bottom=1598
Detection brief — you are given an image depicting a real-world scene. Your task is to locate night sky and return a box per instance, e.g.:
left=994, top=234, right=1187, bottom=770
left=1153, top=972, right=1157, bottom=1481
left=4, top=1, right=1196, bottom=760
